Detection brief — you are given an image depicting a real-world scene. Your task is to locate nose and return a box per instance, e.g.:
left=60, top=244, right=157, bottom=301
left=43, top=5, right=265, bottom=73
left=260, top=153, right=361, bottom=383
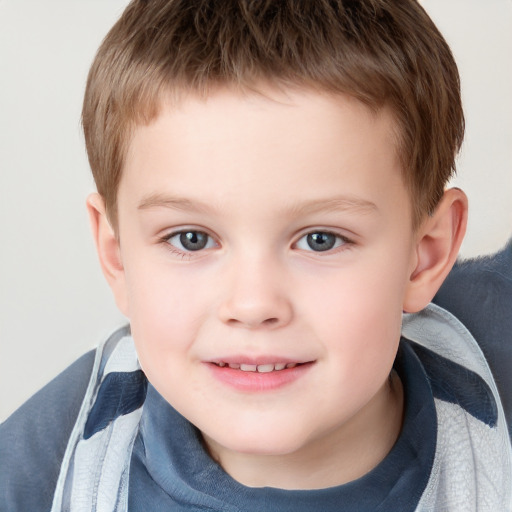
left=217, top=255, right=293, bottom=330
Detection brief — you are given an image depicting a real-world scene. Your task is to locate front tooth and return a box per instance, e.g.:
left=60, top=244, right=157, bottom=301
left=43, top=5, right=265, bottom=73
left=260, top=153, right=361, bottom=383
left=240, top=364, right=257, bottom=372
left=257, top=364, right=275, bottom=373
left=274, top=363, right=286, bottom=371
left=229, top=363, right=240, bottom=369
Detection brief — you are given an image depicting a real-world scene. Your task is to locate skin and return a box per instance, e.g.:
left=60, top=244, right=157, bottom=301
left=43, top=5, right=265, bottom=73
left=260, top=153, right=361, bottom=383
left=88, top=86, right=467, bottom=490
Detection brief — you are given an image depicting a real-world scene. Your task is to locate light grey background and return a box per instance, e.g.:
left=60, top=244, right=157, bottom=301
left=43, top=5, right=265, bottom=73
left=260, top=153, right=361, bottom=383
left=1, top=0, right=511, bottom=421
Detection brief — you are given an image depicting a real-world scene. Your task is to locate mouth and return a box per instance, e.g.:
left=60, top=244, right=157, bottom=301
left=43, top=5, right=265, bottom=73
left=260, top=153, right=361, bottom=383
left=206, top=359, right=314, bottom=391
left=211, top=361, right=304, bottom=373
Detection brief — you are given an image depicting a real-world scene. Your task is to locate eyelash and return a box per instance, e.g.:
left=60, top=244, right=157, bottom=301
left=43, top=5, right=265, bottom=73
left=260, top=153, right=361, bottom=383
left=158, top=229, right=354, bottom=258
left=294, top=230, right=353, bottom=254
left=159, top=230, right=217, bottom=259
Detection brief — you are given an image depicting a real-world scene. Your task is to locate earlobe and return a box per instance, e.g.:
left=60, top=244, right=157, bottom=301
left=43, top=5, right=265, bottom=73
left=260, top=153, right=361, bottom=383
left=403, top=188, right=468, bottom=313
left=86, top=193, right=129, bottom=316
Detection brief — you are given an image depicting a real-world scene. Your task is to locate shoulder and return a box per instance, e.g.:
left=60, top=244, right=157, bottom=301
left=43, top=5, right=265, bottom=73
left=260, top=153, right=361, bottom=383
left=0, top=349, right=95, bottom=512
left=433, top=237, right=512, bottom=434
left=434, top=237, right=512, bottom=337
left=402, top=308, right=512, bottom=509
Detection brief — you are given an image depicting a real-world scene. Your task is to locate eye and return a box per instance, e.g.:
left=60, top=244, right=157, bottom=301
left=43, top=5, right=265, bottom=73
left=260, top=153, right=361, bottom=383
left=166, top=230, right=216, bottom=252
left=295, top=231, right=348, bottom=252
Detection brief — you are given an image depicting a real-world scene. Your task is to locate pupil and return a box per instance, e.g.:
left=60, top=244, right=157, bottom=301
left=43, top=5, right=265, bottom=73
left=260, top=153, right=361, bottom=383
left=180, top=231, right=208, bottom=251
left=307, top=232, right=335, bottom=252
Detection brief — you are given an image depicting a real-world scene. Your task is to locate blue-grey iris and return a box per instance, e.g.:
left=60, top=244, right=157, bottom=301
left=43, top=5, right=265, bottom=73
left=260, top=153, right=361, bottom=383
left=307, top=232, right=336, bottom=251
left=180, top=231, right=209, bottom=251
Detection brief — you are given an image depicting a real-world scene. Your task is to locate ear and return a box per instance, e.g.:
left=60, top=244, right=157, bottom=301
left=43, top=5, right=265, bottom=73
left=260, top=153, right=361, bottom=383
left=86, top=193, right=129, bottom=316
left=403, top=188, right=468, bottom=313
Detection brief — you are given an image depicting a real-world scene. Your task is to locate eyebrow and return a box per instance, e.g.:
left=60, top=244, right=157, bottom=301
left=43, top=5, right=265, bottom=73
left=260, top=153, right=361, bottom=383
left=138, top=193, right=214, bottom=214
left=137, top=193, right=378, bottom=216
left=289, top=196, right=378, bottom=216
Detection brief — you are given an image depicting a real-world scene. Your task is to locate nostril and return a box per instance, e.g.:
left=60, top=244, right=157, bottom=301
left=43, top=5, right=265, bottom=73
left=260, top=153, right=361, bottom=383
left=219, top=297, right=293, bottom=329
left=226, top=316, right=279, bottom=328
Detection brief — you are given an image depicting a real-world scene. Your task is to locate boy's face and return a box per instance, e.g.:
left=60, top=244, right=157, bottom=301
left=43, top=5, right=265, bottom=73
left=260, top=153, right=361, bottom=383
left=114, top=87, right=418, bottom=474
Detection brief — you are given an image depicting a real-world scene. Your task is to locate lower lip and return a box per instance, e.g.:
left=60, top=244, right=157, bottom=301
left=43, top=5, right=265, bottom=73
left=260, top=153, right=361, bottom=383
left=206, top=362, right=314, bottom=392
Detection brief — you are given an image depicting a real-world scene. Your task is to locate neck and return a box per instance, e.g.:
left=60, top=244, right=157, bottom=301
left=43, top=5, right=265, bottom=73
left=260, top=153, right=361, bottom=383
left=204, top=371, right=404, bottom=490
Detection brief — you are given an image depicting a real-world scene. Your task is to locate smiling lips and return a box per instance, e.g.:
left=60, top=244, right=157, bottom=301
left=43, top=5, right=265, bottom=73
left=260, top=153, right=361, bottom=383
left=212, top=362, right=299, bottom=372
left=208, top=360, right=313, bottom=391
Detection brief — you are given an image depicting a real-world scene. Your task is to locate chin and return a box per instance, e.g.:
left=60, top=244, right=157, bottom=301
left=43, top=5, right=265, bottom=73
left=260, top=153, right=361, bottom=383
left=204, top=424, right=310, bottom=457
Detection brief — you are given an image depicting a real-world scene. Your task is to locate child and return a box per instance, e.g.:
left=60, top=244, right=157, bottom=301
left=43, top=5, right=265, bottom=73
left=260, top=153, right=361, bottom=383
left=1, top=1, right=511, bottom=510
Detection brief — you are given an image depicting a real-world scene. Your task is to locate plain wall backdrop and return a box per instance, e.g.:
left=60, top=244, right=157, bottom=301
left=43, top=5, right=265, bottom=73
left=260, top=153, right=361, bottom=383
left=1, top=0, right=511, bottom=421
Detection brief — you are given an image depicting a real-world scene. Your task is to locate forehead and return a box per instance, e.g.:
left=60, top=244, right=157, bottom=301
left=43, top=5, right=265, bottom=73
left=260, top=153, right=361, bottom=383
left=119, top=86, right=406, bottom=219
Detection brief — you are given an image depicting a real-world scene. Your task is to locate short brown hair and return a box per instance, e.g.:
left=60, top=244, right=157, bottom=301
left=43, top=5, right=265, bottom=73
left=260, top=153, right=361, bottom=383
left=82, top=0, right=464, bottom=229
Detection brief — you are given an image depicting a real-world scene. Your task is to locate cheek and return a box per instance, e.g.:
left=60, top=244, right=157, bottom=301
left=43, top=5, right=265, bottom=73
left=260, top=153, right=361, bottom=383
left=123, top=260, right=209, bottom=370
left=304, top=251, right=408, bottom=376
left=126, top=273, right=210, bottom=407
